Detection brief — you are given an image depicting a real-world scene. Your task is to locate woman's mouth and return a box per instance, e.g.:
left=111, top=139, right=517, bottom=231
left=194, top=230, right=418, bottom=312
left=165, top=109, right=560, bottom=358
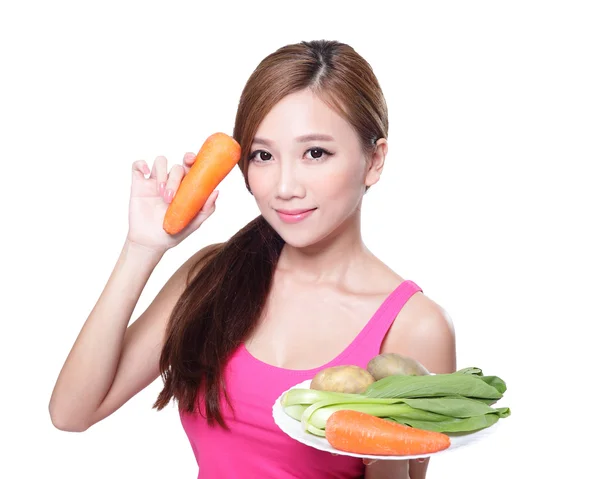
left=275, top=208, right=317, bottom=224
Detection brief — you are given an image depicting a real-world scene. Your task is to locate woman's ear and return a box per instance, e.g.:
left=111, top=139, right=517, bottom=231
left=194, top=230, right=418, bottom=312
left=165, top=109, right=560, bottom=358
left=365, top=138, right=388, bottom=187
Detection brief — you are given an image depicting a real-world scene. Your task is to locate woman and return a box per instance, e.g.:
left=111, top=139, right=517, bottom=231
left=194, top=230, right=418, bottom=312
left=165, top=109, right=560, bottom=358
left=49, top=39, right=456, bottom=478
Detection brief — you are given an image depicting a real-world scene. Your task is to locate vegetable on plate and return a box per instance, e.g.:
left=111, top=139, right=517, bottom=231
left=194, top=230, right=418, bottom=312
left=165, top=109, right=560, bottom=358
left=280, top=358, right=510, bottom=456
left=326, top=409, right=451, bottom=456
left=310, top=365, right=375, bottom=394
left=367, top=352, right=430, bottom=379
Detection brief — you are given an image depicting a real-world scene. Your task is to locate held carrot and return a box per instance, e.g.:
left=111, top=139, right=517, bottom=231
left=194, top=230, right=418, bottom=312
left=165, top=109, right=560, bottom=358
left=325, top=409, right=451, bottom=456
left=163, top=132, right=241, bottom=235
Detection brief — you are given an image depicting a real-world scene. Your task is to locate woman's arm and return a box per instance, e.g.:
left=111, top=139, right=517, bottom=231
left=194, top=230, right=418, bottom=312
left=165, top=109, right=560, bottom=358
left=365, top=293, right=457, bottom=479
left=48, top=241, right=218, bottom=432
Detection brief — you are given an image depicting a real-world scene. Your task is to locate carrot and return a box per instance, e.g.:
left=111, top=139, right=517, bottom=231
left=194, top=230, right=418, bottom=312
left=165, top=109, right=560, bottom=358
left=325, top=409, right=451, bottom=456
left=163, top=132, right=241, bottom=235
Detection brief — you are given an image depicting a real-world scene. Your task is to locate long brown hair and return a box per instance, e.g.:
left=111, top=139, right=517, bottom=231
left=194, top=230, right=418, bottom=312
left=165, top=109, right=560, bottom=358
left=153, top=39, right=389, bottom=427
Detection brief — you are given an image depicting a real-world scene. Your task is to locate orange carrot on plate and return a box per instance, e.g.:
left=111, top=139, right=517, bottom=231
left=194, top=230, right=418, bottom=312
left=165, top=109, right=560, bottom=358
left=325, top=409, right=451, bottom=456
left=163, top=132, right=241, bottom=235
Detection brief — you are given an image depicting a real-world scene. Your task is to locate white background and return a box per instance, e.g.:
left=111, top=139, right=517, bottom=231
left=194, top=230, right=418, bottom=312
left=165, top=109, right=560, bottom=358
left=2, top=1, right=598, bottom=477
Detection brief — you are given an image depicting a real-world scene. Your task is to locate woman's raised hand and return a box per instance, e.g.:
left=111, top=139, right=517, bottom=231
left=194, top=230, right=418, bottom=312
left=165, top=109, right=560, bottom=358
left=126, top=152, right=218, bottom=254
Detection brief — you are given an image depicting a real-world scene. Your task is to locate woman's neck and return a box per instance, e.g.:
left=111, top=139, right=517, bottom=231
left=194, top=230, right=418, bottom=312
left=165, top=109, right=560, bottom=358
left=276, top=212, right=372, bottom=285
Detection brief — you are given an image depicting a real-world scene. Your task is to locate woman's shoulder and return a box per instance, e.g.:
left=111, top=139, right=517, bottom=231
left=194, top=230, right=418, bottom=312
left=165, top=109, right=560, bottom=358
left=173, top=242, right=224, bottom=288
left=189, top=241, right=223, bottom=268
left=370, top=265, right=447, bottom=327
left=377, top=268, right=457, bottom=374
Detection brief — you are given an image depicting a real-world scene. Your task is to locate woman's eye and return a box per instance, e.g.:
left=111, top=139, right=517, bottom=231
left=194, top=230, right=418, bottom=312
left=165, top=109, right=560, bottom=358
left=250, top=147, right=332, bottom=162
left=306, top=147, right=332, bottom=160
left=308, top=148, right=323, bottom=160
left=250, top=150, right=272, bottom=162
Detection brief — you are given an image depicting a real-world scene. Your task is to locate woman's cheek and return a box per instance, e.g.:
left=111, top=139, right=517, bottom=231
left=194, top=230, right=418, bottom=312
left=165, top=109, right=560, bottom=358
left=317, top=165, right=364, bottom=201
left=248, top=167, right=271, bottom=200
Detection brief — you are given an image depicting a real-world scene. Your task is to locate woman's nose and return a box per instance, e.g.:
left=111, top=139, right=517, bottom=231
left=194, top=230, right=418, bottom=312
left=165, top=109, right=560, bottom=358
left=276, top=161, right=305, bottom=200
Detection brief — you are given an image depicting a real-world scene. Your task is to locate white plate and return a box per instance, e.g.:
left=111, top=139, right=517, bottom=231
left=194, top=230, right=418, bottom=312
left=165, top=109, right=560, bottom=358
left=272, top=379, right=502, bottom=461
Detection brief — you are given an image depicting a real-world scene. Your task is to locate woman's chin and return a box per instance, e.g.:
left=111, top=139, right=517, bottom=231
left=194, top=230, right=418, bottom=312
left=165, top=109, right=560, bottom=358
left=266, top=221, right=323, bottom=249
left=265, top=212, right=351, bottom=250
left=276, top=230, right=321, bottom=249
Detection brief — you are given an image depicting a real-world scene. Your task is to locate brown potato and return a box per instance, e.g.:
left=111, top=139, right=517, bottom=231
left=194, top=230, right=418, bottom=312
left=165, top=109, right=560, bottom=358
left=310, top=365, right=375, bottom=394
left=367, top=353, right=430, bottom=379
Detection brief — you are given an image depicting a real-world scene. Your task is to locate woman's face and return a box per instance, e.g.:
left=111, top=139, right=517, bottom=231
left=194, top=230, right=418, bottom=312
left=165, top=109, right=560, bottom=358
left=247, top=88, right=386, bottom=248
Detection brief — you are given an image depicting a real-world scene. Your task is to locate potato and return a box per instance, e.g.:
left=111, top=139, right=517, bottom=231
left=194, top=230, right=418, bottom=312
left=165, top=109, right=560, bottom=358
left=310, top=365, right=375, bottom=394
left=367, top=353, right=430, bottom=379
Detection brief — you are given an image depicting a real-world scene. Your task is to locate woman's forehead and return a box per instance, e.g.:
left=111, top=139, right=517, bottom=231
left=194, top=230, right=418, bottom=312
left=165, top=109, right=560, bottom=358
left=252, top=90, right=354, bottom=146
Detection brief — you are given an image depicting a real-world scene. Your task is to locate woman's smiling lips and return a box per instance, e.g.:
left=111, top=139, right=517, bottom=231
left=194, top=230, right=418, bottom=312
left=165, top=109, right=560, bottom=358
left=275, top=208, right=317, bottom=223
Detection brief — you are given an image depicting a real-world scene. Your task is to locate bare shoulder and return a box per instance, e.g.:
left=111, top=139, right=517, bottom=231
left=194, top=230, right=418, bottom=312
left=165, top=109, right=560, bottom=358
left=381, top=289, right=457, bottom=374
left=158, top=241, right=223, bottom=299
left=185, top=242, right=223, bottom=283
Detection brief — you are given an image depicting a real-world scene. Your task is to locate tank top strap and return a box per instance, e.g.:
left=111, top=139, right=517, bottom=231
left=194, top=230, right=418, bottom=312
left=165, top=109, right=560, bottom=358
left=354, top=279, right=423, bottom=353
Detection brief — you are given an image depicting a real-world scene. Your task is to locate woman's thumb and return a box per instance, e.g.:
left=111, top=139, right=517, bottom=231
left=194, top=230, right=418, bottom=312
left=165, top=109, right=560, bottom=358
left=188, top=190, right=219, bottom=230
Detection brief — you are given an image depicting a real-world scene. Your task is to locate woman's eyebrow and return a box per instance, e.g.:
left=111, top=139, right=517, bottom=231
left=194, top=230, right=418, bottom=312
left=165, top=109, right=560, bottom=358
left=252, top=133, right=335, bottom=147
left=295, top=133, right=335, bottom=143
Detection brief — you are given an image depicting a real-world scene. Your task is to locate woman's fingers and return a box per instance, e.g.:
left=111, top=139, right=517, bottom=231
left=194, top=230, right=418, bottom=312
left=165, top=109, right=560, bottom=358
left=132, top=160, right=151, bottom=178
left=184, top=189, right=219, bottom=232
left=183, top=151, right=196, bottom=175
left=196, top=189, right=219, bottom=221
left=151, top=156, right=169, bottom=195
left=362, top=457, right=426, bottom=466
left=163, top=163, right=185, bottom=203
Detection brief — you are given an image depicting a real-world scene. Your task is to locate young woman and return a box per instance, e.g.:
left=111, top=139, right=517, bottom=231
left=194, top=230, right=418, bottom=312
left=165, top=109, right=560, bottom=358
left=50, top=39, right=456, bottom=479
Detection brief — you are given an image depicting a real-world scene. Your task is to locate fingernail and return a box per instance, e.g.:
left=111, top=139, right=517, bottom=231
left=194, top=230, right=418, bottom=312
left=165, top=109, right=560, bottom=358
left=165, top=189, right=174, bottom=202
left=159, top=182, right=166, bottom=194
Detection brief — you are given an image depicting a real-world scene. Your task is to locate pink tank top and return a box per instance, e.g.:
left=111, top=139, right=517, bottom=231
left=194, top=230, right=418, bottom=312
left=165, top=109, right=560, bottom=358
left=180, top=280, right=422, bottom=478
